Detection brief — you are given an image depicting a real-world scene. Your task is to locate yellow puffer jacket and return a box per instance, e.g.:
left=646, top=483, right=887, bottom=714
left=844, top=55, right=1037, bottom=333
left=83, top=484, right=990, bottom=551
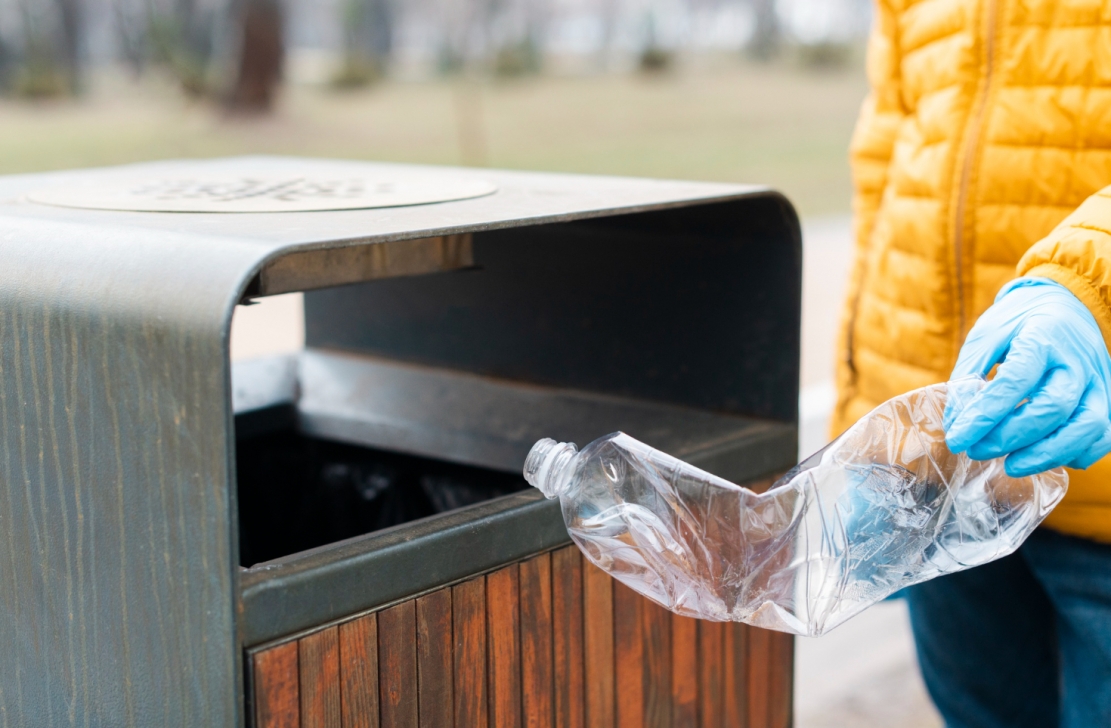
left=832, top=0, right=1111, bottom=543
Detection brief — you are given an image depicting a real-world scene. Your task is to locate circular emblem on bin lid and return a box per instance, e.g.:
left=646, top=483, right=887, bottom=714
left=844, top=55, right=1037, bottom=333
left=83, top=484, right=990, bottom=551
left=26, top=167, right=498, bottom=213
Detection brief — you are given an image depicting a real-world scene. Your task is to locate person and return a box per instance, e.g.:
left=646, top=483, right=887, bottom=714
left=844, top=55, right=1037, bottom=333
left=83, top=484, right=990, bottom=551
left=832, top=2, right=1111, bottom=726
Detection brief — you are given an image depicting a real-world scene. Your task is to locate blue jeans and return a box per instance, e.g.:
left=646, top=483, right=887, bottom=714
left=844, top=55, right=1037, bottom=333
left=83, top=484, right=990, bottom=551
left=907, top=528, right=1111, bottom=728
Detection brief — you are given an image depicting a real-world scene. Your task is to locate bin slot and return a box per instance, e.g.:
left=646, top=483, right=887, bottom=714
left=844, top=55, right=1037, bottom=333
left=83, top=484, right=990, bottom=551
left=295, top=348, right=795, bottom=484
left=232, top=350, right=797, bottom=643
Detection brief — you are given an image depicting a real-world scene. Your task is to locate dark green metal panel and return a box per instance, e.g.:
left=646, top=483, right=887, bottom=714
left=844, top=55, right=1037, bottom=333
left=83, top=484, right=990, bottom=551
left=0, top=217, right=258, bottom=727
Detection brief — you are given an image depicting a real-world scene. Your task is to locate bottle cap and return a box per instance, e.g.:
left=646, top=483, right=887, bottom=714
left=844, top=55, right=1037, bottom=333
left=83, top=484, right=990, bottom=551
left=524, top=438, right=578, bottom=499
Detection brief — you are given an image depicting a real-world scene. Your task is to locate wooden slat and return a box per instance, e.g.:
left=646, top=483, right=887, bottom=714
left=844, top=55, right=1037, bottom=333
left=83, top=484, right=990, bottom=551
left=520, top=553, right=554, bottom=728
left=552, top=547, right=585, bottom=728
left=698, top=621, right=724, bottom=728
left=671, top=615, right=699, bottom=728
left=379, top=601, right=418, bottom=728
left=613, top=582, right=644, bottom=728
left=453, top=577, right=488, bottom=727
left=339, top=615, right=380, bottom=728
left=417, top=589, right=454, bottom=728
left=746, top=626, right=773, bottom=728
left=767, top=631, right=794, bottom=728
left=743, top=472, right=793, bottom=728
left=301, top=628, right=342, bottom=728
left=642, top=598, right=672, bottom=728
left=722, top=623, right=749, bottom=728
left=488, top=565, right=523, bottom=728
left=581, top=562, right=614, bottom=728
left=743, top=474, right=780, bottom=494
left=259, top=234, right=474, bottom=295
left=254, top=642, right=301, bottom=728
left=746, top=627, right=792, bottom=728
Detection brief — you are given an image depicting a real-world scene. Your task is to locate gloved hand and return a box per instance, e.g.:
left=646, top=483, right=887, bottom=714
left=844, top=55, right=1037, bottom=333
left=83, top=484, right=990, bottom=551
left=945, top=277, right=1111, bottom=477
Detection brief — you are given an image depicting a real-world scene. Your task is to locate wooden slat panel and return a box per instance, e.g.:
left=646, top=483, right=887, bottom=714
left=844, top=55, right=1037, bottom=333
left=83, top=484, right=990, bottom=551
left=453, top=577, right=488, bottom=727
left=254, top=642, right=301, bottom=728
left=417, top=589, right=454, bottom=728
left=722, top=623, right=749, bottom=728
left=339, top=615, right=380, bottom=728
left=258, top=552, right=792, bottom=728
left=301, top=628, right=342, bottom=728
left=488, top=565, right=523, bottom=728
left=520, top=553, right=554, bottom=728
left=613, top=582, right=644, bottom=728
left=670, top=615, right=699, bottom=728
left=581, top=562, right=614, bottom=728
left=552, top=547, right=585, bottom=728
left=698, top=621, right=724, bottom=728
left=379, top=601, right=419, bottom=728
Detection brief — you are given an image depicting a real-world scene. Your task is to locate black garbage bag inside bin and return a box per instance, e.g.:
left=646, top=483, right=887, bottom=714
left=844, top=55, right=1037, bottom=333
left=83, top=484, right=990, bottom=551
left=236, top=431, right=528, bottom=566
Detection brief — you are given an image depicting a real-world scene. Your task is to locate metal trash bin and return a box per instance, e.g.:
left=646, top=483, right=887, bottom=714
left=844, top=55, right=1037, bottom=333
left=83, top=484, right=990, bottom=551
left=0, top=157, right=801, bottom=727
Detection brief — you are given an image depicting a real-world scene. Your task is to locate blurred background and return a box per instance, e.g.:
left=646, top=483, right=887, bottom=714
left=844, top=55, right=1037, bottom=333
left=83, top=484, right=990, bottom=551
left=0, top=0, right=939, bottom=725
left=1, top=0, right=868, bottom=212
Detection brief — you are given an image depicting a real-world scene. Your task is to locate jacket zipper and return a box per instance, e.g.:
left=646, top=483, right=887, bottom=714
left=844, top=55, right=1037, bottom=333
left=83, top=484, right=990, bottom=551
left=953, top=0, right=1001, bottom=342
left=844, top=255, right=865, bottom=377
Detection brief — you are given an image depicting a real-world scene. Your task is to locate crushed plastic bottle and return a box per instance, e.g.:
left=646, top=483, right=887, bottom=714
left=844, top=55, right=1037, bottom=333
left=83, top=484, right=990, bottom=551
left=523, top=378, right=1068, bottom=636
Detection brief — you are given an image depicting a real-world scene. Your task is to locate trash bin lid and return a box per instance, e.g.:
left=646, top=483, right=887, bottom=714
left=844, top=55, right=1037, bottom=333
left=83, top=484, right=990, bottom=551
left=25, top=160, right=497, bottom=214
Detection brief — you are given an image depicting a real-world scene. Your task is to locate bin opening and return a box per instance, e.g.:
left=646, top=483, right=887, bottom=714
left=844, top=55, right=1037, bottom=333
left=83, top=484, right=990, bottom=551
left=231, top=350, right=796, bottom=569
left=235, top=427, right=528, bottom=567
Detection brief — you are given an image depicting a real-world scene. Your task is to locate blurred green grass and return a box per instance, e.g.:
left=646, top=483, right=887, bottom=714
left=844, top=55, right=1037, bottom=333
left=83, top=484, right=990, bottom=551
left=0, top=60, right=867, bottom=217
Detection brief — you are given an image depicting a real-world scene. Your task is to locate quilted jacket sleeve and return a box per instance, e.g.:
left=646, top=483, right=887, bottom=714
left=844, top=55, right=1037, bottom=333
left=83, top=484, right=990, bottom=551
left=1018, top=186, right=1111, bottom=351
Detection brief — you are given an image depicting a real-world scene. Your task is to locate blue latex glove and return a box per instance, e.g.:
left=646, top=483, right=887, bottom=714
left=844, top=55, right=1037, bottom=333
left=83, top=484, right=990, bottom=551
left=945, top=277, right=1111, bottom=477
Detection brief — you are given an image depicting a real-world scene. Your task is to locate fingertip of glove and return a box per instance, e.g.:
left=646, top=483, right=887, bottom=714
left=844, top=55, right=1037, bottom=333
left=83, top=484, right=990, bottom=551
left=945, top=432, right=969, bottom=454
left=1004, top=459, right=1037, bottom=479
left=945, top=415, right=976, bottom=451
left=942, top=408, right=958, bottom=432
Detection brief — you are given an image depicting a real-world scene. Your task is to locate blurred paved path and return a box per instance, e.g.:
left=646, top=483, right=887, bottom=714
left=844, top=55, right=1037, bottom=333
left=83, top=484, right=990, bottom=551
left=796, top=600, right=942, bottom=728
left=799, top=215, right=852, bottom=458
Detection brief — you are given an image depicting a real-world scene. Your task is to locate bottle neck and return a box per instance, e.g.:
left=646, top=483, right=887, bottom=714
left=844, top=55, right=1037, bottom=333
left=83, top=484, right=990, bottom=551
left=524, top=439, right=578, bottom=499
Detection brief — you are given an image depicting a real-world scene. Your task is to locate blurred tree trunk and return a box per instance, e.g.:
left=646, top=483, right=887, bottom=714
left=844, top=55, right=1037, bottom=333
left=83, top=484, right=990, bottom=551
left=112, top=0, right=147, bottom=76
left=55, top=0, right=82, bottom=92
left=12, top=0, right=80, bottom=96
left=365, top=0, right=393, bottom=61
left=596, top=0, right=620, bottom=70
left=748, top=0, right=780, bottom=60
left=227, top=0, right=283, bottom=113
left=335, top=0, right=393, bottom=86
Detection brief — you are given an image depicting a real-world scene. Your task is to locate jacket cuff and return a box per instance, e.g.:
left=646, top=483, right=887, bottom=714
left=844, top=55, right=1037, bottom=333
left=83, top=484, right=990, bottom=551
left=1023, top=262, right=1111, bottom=356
